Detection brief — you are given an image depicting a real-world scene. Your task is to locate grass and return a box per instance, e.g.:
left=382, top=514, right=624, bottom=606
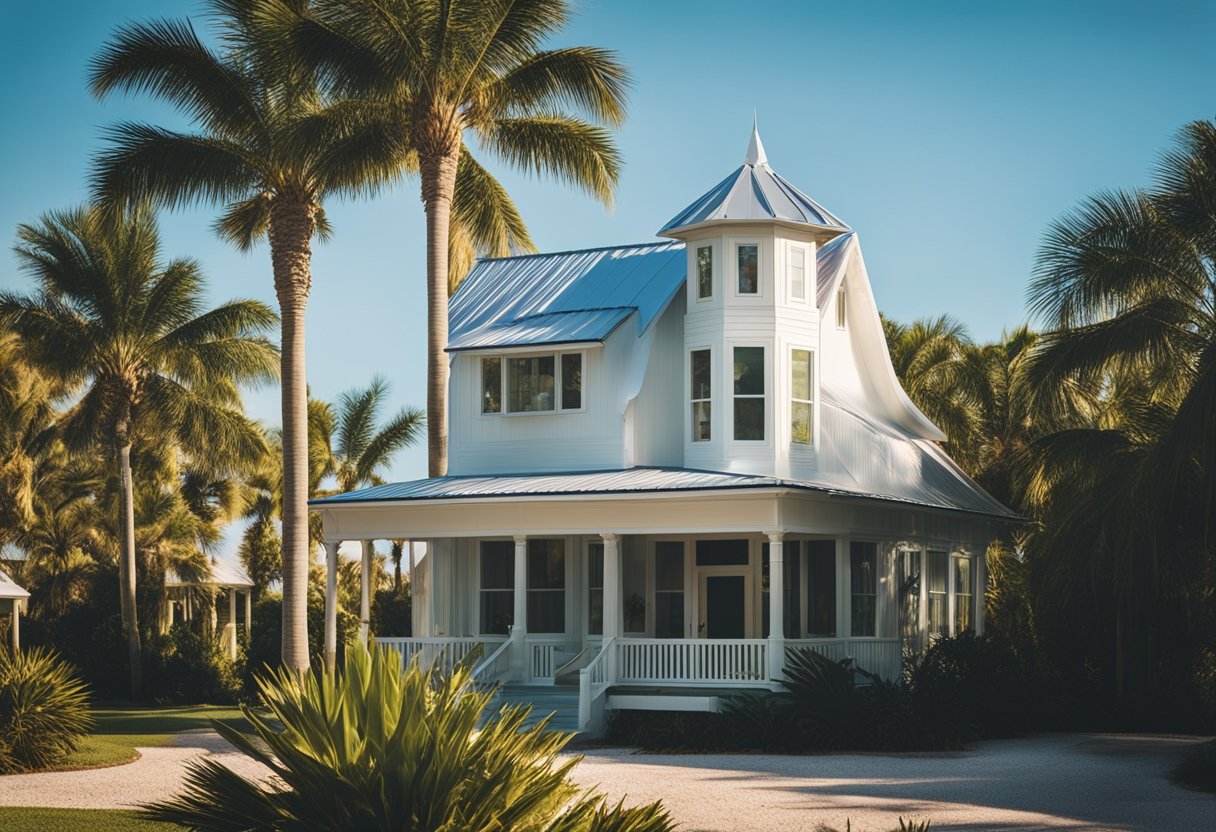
left=1171, top=739, right=1216, bottom=794
left=0, top=807, right=176, bottom=831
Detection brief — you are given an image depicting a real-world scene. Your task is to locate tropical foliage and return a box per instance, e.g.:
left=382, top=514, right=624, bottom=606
left=144, top=646, right=673, bottom=831
left=0, top=646, right=93, bottom=773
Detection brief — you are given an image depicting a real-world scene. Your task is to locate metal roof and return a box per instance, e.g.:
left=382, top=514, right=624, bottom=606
left=0, top=568, right=29, bottom=600
left=658, top=126, right=850, bottom=237
left=166, top=558, right=253, bottom=589
left=447, top=241, right=686, bottom=352
left=311, top=458, right=1019, bottom=521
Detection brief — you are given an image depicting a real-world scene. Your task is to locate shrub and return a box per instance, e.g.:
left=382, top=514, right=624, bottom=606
left=143, top=646, right=674, bottom=831
left=605, top=709, right=738, bottom=751
left=371, top=584, right=410, bottom=637
left=144, top=625, right=244, bottom=705
left=244, top=591, right=358, bottom=688
left=1172, top=739, right=1216, bottom=793
left=0, top=647, right=92, bottom=773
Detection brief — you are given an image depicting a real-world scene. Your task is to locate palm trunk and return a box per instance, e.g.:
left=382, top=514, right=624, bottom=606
left=115, top=424, right=141, bottom=698
left=421, top=151, right=458, bottom=477
left=269, top=197, right=317, bottom=675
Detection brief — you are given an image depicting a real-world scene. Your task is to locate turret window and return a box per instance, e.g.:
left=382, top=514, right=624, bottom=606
left=696, top=245, right=713, bottom=300
left=690, top=348, right=712, bottom=442
left=791, top=349, right=814, bottom=445
left=737, top=244, right=759, bottom=294
left=789, top=246, right=807, bottom=301
left=733, top=346, right=765, bottom=440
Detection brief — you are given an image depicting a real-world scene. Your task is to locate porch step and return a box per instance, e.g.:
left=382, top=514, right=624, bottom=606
left=490, top=684, right=580, bottom=733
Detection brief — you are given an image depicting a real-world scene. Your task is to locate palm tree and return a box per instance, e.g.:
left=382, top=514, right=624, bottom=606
left=89, top=2, right=548, bottom=671
left=313, top=377, right=424, bottom=494
left=0, top=325, right=60, bottom=542
left=279, top=0, right=630, bottom=476
left=0, top=204, right=278, bottom=696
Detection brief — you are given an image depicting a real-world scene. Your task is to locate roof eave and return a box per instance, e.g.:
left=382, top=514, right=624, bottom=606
left=658, top=217, right=852, bottom=241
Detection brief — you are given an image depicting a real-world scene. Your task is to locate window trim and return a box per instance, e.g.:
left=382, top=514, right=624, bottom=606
left=479, top=349, right=587, bottom=417
left=790, top=347, right=816, bottom=448
left=788, top=242, right=810, bottom=304
left=695, top=243, right=714, bottom=302
left=689, top=346, right=713, bottom=443
left=848, top=540, right=880, bottom=638
left=731, top=343, right=768, bottom=444
left=731, top=239, right=765, bottom=299
left=477, top=539, right=515, bottom=637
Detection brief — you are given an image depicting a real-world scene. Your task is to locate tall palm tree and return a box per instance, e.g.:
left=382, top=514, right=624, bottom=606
left=0, top=204, right=277, bottom=696
left=279, top=0, right=629, bottom=476
left=312, top=377, right=424, bottom=494
left=0, top=325, right=60, bottom=542
left=89, top=1, right=548, bottom=671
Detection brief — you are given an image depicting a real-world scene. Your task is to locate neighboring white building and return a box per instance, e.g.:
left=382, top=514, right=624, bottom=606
left=313, top=126, right=1016, bottom=733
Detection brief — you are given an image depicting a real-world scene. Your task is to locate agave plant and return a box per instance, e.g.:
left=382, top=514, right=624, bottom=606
left=0, top=646, right=93, bottom=773
left=143, top=645, right=672, bottom=831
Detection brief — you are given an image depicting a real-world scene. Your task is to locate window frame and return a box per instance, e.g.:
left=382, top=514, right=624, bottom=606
left=689, top=347, right=713, bottom=443
left=730, top=239, right=765, bottom=299
left=525, top=538, right=567, bottom=635
left=477, top=539, right=515, bottom=636
left=695, top=244, right=714, bottom=302
left=790, top=347, right=816, bottom=447
left=731, top=344, right=767, bottom=443
left=478, top=348, right=587, bottom=417
left=788, top=243, right=810, bottom=304
left=848, top=540, right=880, bottom=638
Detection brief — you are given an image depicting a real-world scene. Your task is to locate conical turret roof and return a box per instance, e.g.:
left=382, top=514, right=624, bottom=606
left=658, top=123, right=849, bottom=238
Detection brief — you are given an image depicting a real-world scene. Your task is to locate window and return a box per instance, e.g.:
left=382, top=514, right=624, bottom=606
left=954, top=555, right=974, bottom=634
left=791, top=349, right=814, bottom=445
left=762, top=541, right=801, bottom=638
left=789, top=246, right=807, bottom=301
left=806, top=540, right=836, bottom=637
left=526, top=539, right=565, bottom=633
left=479, top=541, right=514, bottom=635
left=696, top=245, right=713, bottom=300
left=898, top=549, right=922, bottom=640
left=695, top=539, right=749, bottom=566
left=690, top=349, right=712, bottom=442
left=560, top=354, right=582, bottom=410
left=836, top=288, right=847, bottom=329
left=482, top=351, right=582, bottom=414
left=654, top=542, right=685, bottom=638
left=927, top=550, right=948, bottom=640
left=737, top=244, right=759, bottom=294
left=733, top=346, right=765, bottom=440
left=481, top=357, right=502, bottom=414
left=623, top=544, right=646, bottom=633
left=587, top=543, right=604, bottom=636
left=850, top=542, right=878, bottom=637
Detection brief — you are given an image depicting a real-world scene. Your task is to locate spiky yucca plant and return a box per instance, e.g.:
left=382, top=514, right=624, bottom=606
left=0, top=647, right=93, bottom=773
left=143, top=645, right=673, bottom=831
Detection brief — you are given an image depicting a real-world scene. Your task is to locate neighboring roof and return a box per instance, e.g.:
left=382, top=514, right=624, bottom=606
left=0, top=569, right=30, bottom=600
left=311, top=459, right=1019, bottom=522
left=166, top=559, right=253, bottom=589
left=658, top=126, right=850, bottom=237
left=447, top=241, right=686, bottom=352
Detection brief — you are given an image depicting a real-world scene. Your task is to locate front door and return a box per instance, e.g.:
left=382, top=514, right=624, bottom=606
left=701, top=574, right=746, bottom=638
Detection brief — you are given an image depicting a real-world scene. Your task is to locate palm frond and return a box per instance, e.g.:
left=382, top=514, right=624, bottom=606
left=483, top=46, right=629, bottom=126
left=479, top=114, right=621, bottom=206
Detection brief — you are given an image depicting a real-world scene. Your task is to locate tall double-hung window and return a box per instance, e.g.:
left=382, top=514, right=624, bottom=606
left=850, top=542, right=878, bottom=637
left=479, top=541, right=514, bottom=635
left=733, top=347, right=765, bottom=440
left=690, top=349, right=712, bottom=442
left=696, top=245, right=713, bottom=300
left=480, top=352, right=583, bottom=414
left=926, top=550, right=949, bottom=639
left=527, top=539, right=565, bottom=633
left=953, top=554, right=975, bottom=634
left=737, top=244, right=759, bottom=294
left=791, top=349, right=814, bottom=445
left=789, top=246, right=807, bottom=301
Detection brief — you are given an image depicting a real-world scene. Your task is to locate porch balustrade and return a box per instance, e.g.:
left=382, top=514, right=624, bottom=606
left=615, top=637, right=770, bottom=686
left=377, top=636, right=496, bottom=676
left=786, top=637, right=902, bottom=682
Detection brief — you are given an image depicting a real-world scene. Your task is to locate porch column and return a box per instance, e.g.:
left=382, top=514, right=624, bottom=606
left=767, top=532, right=786, bottom=683
left=10, top=600, right=19, bottom=652
left=407, top=540, right=418, bottom=636
left=227, top=587, right=237, bottom=660
left=244, top=590, right=252, bottom=642
left=600, top=533, right=621, bottom=639
left=207, top=587, right=218, bottom=639
left=360, top=539, right=373, bottom=643
left=510, top=535, right=528, bottom=681
left=324, top=539, right=341, bottom=672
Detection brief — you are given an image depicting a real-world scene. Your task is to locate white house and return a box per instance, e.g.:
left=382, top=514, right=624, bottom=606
left=312, top=126, right=1016, bottom=733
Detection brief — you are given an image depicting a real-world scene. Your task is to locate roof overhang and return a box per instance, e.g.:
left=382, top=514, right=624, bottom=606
left=658, top=217, right=850, bottom=243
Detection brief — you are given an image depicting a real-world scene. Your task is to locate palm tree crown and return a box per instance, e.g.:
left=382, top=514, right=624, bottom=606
left=312, top=377, right=424, bottom=494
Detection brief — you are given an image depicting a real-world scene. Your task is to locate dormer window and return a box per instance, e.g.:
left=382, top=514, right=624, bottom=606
left=481, top=351, right=584, bottom=415
left=696, top=245, right=713, bottom=300
left=737, top=244, right=759, bottom=294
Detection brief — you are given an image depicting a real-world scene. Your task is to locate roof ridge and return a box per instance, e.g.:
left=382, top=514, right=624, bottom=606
left=475, top=240, right=682, bottom=263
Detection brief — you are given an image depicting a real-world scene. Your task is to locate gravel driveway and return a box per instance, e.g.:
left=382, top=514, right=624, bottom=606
left=0, top=731, right=1211, bottom=830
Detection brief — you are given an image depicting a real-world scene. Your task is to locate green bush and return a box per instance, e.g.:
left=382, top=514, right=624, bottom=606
left=371, top=585, right=410, bottom=637
left=1172, top=739, right=1216, bottom=793
left=144, top=645, right=674, bottom=831
left=143, top=626, right=244, bottom=705
left=0, top=647, right=93, bottom=773
left=244, top=591, right=358, bottom=687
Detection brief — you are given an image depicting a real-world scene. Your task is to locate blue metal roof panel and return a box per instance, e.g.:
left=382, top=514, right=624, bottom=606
left=448, top=241, right=686, bottom=350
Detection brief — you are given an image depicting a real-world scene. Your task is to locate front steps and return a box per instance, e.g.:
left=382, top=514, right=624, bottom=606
left=490, top=684, right=580, bottom=733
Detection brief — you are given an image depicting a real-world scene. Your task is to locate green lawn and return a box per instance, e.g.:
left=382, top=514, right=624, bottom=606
left=43, top=703, right=253, bottom=772
left=0, top=807, right=176, bottom=831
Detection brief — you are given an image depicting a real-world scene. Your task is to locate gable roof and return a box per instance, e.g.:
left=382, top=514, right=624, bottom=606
left=166, top=559, right=253, bottom=589
left=0, top=568, right=30, bottom=600
left=658, top=126, right=850, bottom=238
left=447, top=241, right=686, bottom=352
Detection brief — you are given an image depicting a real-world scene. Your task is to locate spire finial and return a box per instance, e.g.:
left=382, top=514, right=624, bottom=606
left=744, top=112, right=767, bottom=167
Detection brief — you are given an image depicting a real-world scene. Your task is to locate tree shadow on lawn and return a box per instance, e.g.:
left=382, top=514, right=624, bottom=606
left=90, top=704, right=252, bottom=736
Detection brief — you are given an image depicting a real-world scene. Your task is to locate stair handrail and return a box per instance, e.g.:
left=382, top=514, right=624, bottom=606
left=471, top=637, right=513, bottom=686
left=577, top=637, right=615, bottom=731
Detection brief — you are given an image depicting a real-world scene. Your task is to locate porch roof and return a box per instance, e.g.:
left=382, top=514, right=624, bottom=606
left=310, top=463, right=1019, bottom=521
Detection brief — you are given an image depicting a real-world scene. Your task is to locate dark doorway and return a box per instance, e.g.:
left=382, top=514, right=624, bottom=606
left=704, top=575, right=746, bottom=638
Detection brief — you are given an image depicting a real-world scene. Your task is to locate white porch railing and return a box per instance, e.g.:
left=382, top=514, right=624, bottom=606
left=527, top=636, right=581, bottom=682
left=471, top=638, right=513, bottom=685
left=786, top=638, right=902, bottom=682
left=377, top=637, right=499, bottom=676
left=615, top=638, right=769, bottom=687
left=578, top=637, right=615, bottom=731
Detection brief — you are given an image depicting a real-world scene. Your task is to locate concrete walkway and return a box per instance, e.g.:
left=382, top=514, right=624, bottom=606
left=0, top=731, right=1211, bottom=830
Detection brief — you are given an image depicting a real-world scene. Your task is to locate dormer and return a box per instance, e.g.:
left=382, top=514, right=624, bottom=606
left=657, top=124, right=851, bottom=477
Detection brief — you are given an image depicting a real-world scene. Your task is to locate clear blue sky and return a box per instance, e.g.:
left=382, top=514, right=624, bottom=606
left=3, top=0, right=1215, bottom=488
